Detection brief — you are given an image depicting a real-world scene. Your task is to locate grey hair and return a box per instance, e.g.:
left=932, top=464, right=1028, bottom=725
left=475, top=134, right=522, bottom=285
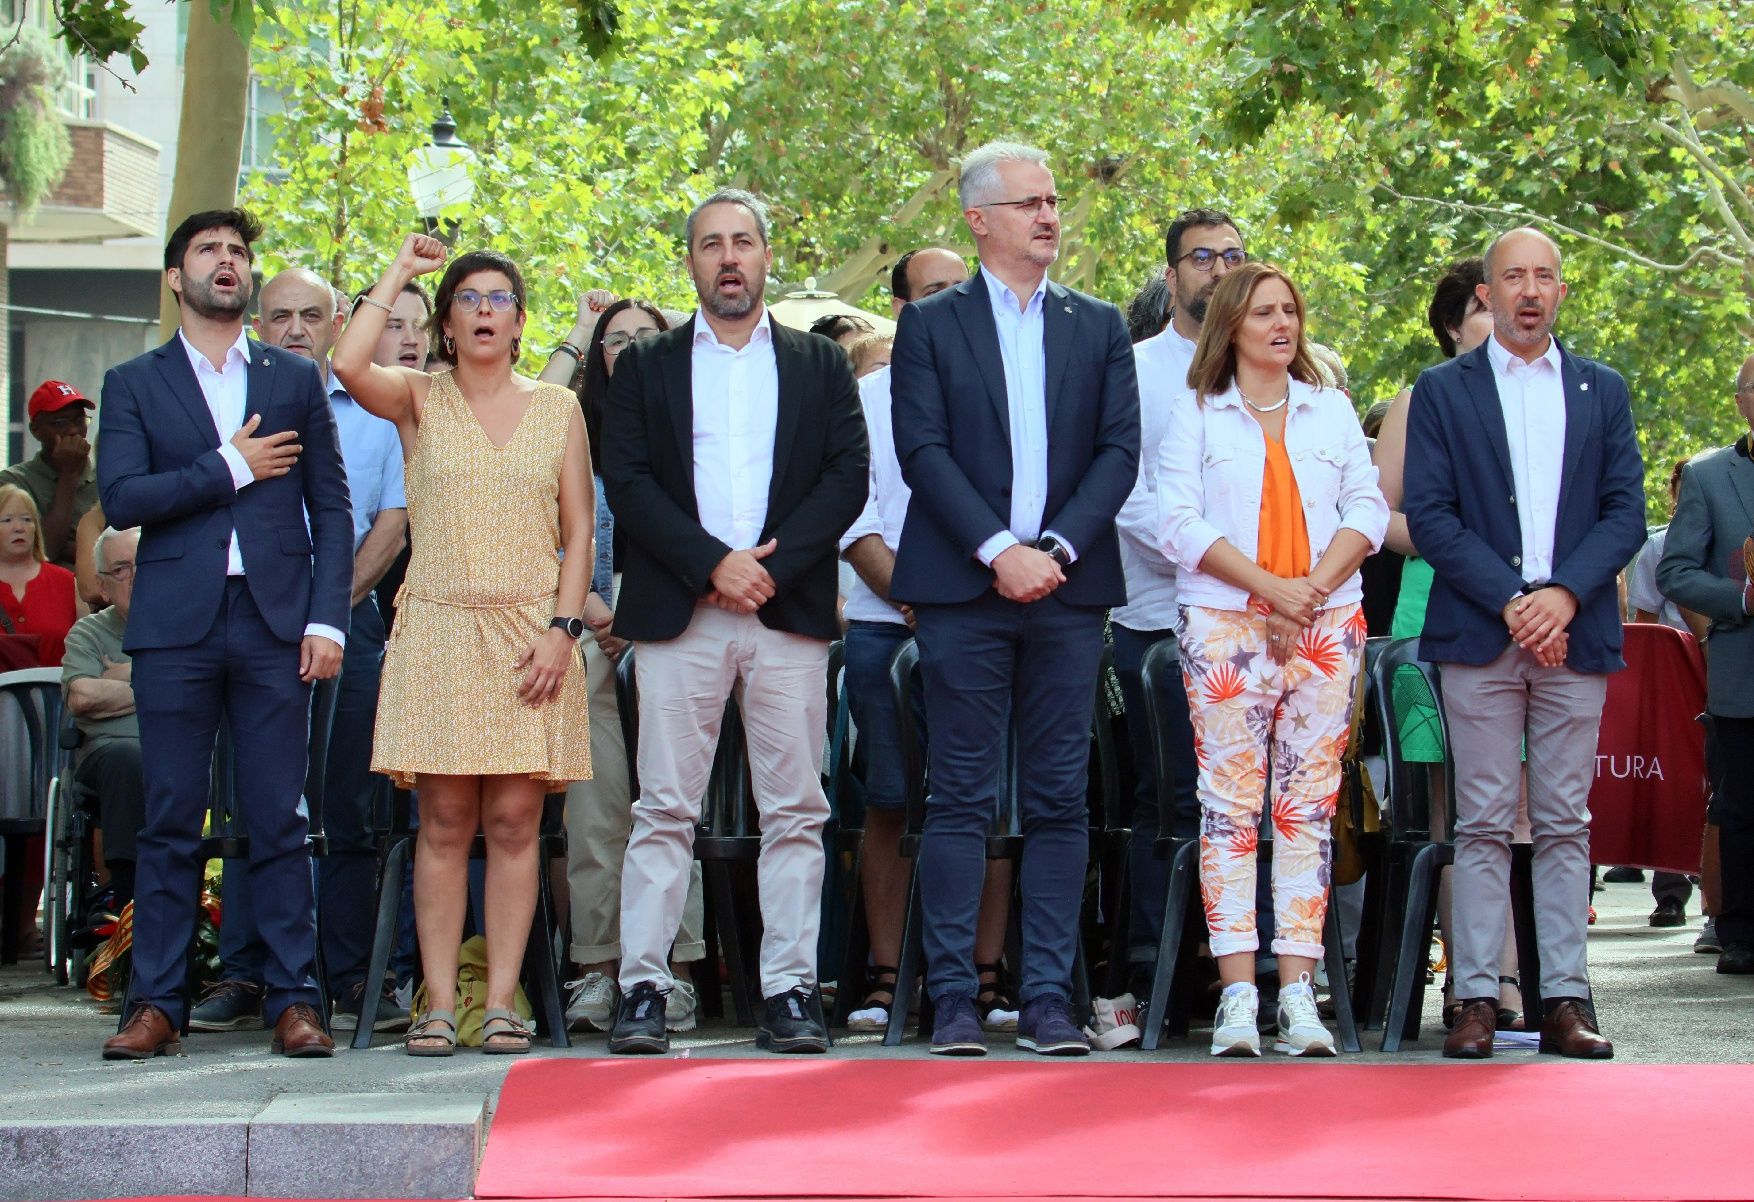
left=958, top=141, right=1051, bottom=210
left=1483, top=225, right=1563, bottom=278
left=93, top=525, right=139, bottom=575
left=685, top=188, right=770, bottom=248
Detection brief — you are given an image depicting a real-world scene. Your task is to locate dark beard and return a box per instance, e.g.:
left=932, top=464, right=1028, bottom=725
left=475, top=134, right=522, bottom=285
left=182, top=274, right=251, bottom=320
left=700, top=278, right=760, bottom=319
left=1182, top=284, right=1215, bottom=325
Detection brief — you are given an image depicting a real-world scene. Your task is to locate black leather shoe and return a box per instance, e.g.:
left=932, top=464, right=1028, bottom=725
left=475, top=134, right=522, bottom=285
left=1717, top=943, right=1754, bottom=975
left=607, top=982, right=669, bottom=1054
left=756, top=985, right=830, bottom=1053
left=1649, top=897, right=1687, bottom=927
left=928, top=993, right=987, bottom=1056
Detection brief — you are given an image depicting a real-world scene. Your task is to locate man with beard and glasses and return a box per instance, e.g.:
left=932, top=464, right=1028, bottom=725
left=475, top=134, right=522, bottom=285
left=1404, top=226, right=1645, bottom=1060
left=889, top=142, right=1140, bottom=1056
left=1112, top=209, right=1245, bottom=998
left=602, top=188, right=867, bottom=1055
left=97, top=209, right=352, bottom=1060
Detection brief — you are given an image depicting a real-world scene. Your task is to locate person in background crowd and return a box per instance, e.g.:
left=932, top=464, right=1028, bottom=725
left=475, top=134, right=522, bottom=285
left=1113, top=207, right=1244, bottom=1000
left=358, top=282, right=432, bottom=639
left=99, top=208, right=351, bottom=1061
left=602, top=189, right=867, bottom=1056
left=335, top=235, right=595, bottom=1056
left=0, top=381, right=98, bottom=570
left=0, top=484, right=77, bottom=666
left=1405, top=227, right=1646, bottom=1059
left=537, top=291, right=709, bottom=1036
left=1659, top=352, right=1754, bottom=977
left=841, top=244, right=1019, bottom=1035
left=1125, top=271, right=1171, bottom=344
left=255, top=268, right=410, bottom=1033
left=847, top=333, right=892, bottom=378
left=1358, top=399, right=1403, bottom=636
left=890, top=142, right=1139, bottom=1057
left=60, top=526, right=144, bottom=910
left=1158, top=261, right=1386, bottom=1057
left=810, top=312, right=876, bottom=349
left=73, top=503, right=108, bottom=608
left=1623, top=456, right=1709, bottom=932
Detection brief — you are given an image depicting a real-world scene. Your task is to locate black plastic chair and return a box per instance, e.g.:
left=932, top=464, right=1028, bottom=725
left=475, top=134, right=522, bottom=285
left=0, top=668, right=67, bottom=966
left=1139, top=639, right=1361, bottom=1053
left=1088, top=645, right=1134, bottom=998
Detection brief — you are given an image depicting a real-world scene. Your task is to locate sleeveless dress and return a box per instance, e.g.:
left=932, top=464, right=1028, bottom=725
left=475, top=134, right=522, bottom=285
left=372, top=373, right=591, bottom=788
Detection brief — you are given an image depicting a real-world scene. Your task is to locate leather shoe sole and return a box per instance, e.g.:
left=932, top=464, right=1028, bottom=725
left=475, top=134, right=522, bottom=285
left=1538, top=1037, right=1614, bottom=1059
left=271, top=1036, right=335, bottom=1058
left=102, top=1037, right=182, bottom=1061
left=755, top=1029, right=829, bottom=1054
left=607, top=1032, right=669, bottom=1054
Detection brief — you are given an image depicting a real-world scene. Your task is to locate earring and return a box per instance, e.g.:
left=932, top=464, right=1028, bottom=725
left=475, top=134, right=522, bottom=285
left=443, top=334, right=455, bottom=358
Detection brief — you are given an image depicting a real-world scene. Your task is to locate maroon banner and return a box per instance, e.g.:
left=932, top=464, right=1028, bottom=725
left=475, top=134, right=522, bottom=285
left=1588, top=623, right=1709, bottom=873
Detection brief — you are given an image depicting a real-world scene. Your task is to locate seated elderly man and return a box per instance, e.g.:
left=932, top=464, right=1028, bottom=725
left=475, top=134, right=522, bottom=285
left=60, top=525, right=143, bottom=908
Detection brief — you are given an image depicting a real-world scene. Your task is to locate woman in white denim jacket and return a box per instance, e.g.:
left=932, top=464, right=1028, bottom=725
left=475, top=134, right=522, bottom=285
left=1155, top=262, right=1388, bottom=1056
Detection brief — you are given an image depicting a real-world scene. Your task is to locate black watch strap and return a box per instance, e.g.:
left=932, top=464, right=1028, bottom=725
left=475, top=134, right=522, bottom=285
left=1036, top=535, right=1072, bottom=567
left=550, top=616, right=585, bottom=639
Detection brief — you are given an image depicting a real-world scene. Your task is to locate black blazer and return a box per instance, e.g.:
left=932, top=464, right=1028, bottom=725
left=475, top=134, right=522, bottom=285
left=601, top=317, right=869, bottom=642
left=888, top=273, right=1140, bottom=607
left=97, top=336, right=353, bottom=652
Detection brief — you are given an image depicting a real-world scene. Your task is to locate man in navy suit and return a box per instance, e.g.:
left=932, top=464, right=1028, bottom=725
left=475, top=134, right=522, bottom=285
left=98, top=209, right=353, bottom=1060
left=1404, top=227, right=1645, bottom=1060
left=890, top=141, right=1139, bottom=1056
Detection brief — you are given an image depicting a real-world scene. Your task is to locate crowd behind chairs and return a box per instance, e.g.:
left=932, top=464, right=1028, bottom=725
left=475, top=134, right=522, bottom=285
left=2, top=136, right=1748, bottom=1066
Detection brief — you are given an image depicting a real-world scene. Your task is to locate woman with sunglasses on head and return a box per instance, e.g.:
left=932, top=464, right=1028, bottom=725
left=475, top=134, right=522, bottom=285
left=535, top=292, right=708, bottom=1036
left=1157, top=262, right=1387, bottom=1057
left=333, top=235, right=594, bottom=1057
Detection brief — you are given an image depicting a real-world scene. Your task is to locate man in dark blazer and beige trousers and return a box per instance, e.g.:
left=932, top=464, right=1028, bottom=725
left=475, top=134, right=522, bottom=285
left=602, top=189, right=867, bottom=1056
left=1406, top=227, right=1645, bottom=1060
left=1659, top=352, right=1754, bottom=977
left=890, top=142, right=1139, bottom=1057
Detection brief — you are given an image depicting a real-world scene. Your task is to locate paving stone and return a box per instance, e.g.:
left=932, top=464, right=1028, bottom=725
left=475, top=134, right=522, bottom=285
left=245, top=1092, right=486, bottom=1200
left=0, top=1117, right=248, bottom=1201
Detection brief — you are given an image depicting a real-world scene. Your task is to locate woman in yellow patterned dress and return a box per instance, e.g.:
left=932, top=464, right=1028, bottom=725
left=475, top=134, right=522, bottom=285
left=333, top=234, right=592, bottom=1055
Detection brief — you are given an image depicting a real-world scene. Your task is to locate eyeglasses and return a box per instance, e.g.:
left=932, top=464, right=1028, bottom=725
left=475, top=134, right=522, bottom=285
left=0, top=514, right=36, bottom=527
left=1175, top=247, right=1249, bottom=272
left=603, top=328, right=661, bottom=353
left=452, top=289, right=520, bottom=313
left=99, top=562, right=136, bottom=582
left=978, top=194, right=1061, bottom=217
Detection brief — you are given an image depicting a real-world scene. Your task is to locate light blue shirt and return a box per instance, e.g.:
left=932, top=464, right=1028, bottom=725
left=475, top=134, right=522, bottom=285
left=975, top=266, right=1074, bottom=566
left=326, top=375, right=406, bottom=553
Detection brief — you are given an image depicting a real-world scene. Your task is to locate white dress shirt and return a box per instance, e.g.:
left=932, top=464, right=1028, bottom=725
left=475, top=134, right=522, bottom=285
left=1112, top=324, right=1197, bottom=631
left=839, top=366, right=909, bottom=625
left=178, top=330, right=345, bottom=647
left=1485, top=332, right=1567, bottom=584
left=973, top=266, right=1074, bottom=566
left=691, top=308, right=780, bottom=551
left=1157, top=377, right=1388, bottom=611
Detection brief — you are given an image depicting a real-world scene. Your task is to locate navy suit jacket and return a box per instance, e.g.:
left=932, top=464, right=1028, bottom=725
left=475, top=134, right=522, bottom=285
left=1403, top=338, right=1645, bottom=673
left=888, top=274, right=1139, bottom=607
left=97, top=335, right=353, bottom=652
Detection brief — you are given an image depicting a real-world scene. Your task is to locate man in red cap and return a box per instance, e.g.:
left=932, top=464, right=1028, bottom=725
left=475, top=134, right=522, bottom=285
left=0, top=380, right=98, bottom=568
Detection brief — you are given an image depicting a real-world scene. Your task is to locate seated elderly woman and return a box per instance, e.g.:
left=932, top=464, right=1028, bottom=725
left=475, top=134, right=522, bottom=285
left=1156, top=262, right=1388, bottom=1057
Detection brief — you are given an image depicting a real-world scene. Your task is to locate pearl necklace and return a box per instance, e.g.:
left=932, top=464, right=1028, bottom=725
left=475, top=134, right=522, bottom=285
left=1239, top=386, right=1290, bottom=413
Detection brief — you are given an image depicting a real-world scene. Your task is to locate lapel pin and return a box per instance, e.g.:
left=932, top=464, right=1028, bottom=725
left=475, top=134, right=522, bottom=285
left=1063, top=305, right=1072, bottom=313
left=262, top=358, right=270, bottom=366
left=1580, top=382, right=1589, bottom=391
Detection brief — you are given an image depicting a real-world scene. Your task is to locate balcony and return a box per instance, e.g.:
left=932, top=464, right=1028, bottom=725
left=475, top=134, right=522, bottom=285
left=2, top=118, right=160, bottom=243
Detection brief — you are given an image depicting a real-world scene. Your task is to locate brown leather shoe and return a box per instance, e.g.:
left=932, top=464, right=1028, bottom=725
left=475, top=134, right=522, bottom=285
left=1539, top=998, right=1614, bottom=1059
left=1441, top=998, right=1497, bottom=1059
left=271, top=1002, right=336, bottom=1057
left=103, top=1004, right=182, bottom=1061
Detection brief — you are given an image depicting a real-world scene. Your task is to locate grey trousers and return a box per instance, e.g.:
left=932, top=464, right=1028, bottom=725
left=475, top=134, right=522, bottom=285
left=1442, top=644, right=1607, bottom=1001
left=563, top=635, right=704, bottom=966
left=618, top=604, right=830, bottom=998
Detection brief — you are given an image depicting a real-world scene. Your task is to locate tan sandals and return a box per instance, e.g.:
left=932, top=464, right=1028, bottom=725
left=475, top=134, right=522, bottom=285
left=482, top=1008, right=534, bottom=1055
left=405, top=1010, right=457, bottom=1056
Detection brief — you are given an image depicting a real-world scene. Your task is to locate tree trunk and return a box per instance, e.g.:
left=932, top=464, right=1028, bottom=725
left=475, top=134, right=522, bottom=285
left=158, top=3, right=251, bottom=338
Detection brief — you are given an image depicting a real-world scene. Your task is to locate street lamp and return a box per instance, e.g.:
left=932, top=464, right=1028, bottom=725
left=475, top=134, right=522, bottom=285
left=408, top=107, right=476, bottom=242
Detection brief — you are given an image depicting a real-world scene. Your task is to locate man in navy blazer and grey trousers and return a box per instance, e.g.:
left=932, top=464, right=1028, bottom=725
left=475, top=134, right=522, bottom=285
left=1405, top=227, right=1645, bottom=1060
left=890, top=142, right=1139, bottom=1056
left=98, top=209, right=353, bottom=1060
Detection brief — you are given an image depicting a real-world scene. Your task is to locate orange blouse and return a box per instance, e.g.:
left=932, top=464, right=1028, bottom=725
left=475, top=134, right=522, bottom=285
left=1257, top=428, right=1310, bottom=579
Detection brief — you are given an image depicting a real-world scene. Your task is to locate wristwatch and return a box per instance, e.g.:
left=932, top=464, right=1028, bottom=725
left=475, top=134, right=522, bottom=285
left=550, top=615, right=586, bottom=640
left=1036, top=534, right=1072, bottom=567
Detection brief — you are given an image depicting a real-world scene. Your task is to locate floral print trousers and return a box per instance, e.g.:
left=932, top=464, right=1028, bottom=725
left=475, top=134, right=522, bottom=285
left=1177, top=602, right=1366, bottom=958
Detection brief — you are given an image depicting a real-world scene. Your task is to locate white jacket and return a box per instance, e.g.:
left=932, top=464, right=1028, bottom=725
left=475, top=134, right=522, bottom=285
left=1156, top=377, right=1388, bottom=611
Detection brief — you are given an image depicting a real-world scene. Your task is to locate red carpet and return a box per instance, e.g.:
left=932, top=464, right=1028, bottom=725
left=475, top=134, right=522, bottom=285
left=475, top=1059, right=1754, bottom=1201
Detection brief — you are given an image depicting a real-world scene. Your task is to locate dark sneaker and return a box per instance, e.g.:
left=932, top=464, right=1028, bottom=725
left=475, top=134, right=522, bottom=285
left=189, top=979, right=264, bottom=1032
left=1016, top=995, right=1090, bottom=1056
left=607, top=982, right=670, bottom=1054
left=331, top=979, right=411, bottom=1033
left=756, top=985, right=831, bottom=1054
left=928, top=993, right=987, bottom=1056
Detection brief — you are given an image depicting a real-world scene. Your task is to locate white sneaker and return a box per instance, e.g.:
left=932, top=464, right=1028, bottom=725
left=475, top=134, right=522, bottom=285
left=564, top=972, right=616, bottom=1032
left=1274, top=974, right=1336, bottom=1056
left=1083, top=993, right=1142, bottom=1051
left=1210, top=983, right=1261, bottom=1056
left=666, top=978, right=699, bottom=1032
left=846, top=1002, right=890, bottom=1032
